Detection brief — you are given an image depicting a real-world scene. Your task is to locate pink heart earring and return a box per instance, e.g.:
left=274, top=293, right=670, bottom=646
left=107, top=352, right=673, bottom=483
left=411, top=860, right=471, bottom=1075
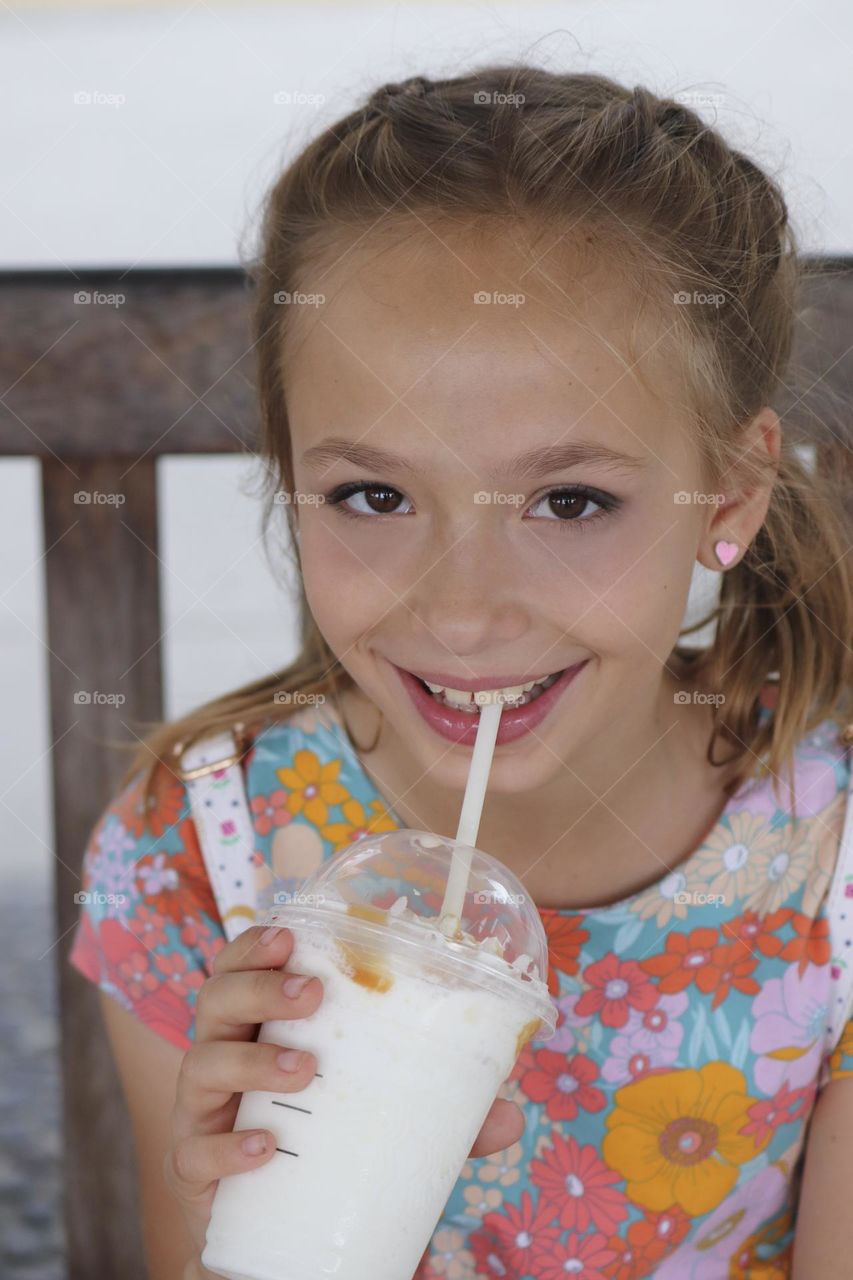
left=714, top=539, right=738, bottom=567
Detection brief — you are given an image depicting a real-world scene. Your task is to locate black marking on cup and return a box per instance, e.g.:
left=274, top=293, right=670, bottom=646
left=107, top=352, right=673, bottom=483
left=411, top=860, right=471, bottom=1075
left=275, top=1147, right=299, bottom=1157
left=271, top=1100, right=312, bottom=1115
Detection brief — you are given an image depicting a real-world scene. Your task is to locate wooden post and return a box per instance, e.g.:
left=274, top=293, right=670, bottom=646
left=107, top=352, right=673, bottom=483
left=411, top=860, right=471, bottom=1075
left=44, top=455, right=162, bottom=1280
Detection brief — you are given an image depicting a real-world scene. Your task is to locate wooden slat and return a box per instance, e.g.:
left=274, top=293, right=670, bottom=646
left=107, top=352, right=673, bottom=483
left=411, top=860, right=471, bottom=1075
left=1, top=270, right=258, bottom=457
left=45, top=455, right=163, bottom=1280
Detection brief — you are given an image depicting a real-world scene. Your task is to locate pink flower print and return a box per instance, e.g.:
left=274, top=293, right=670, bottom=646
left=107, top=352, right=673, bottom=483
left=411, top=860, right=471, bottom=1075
left=530, top=1229, right=618, bottom=1280
left=116, top=948, right=160, bottom=1002
left=602, top=992, right=687, bottom=1084
left=250, top=789, right=292, bottom=837
left=734, top=749, right=839, bottom=820
left=742, top=1080, right=816, bottom=1147
left=575, top=955, right=658, bottom=1029
left=156, top=949, right=206, bottom=998
left=138, top=852, right=179, bottom=897
left=750, top=960, right=828, bottom=1093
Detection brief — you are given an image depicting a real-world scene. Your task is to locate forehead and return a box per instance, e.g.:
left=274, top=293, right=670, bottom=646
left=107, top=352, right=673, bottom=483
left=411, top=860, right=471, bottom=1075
left=284, top=218, right=687, bottom=462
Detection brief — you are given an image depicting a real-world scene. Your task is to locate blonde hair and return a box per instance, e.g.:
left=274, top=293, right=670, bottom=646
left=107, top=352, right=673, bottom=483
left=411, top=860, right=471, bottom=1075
left=113, top=65, right=853, bottom=818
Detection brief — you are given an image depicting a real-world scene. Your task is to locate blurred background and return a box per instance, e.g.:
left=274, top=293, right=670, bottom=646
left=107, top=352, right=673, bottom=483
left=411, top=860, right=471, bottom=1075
left=2, top=0, right=851, bottom=1275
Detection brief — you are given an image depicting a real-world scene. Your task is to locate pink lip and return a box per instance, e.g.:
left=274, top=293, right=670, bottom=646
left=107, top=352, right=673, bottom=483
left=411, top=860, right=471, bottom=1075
left=392, top=659, right=590, bottom=746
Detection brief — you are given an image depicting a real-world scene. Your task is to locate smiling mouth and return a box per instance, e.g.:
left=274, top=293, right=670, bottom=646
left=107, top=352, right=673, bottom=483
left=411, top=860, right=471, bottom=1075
left=410, top=669, right=565, bottom=713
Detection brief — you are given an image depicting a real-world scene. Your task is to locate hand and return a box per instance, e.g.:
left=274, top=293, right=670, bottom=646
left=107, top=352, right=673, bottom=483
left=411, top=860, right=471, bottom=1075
left=164, top=924, right=323, bottom=1267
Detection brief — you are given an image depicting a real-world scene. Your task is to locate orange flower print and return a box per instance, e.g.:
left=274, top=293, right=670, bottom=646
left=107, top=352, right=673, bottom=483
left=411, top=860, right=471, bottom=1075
left=276, top=749, right=349, bottom=826
left=145, top=770, right=187, bottom=839
left=320, top=797, right=398, bottom=853
left=741, top=1081, right=815, bottom=1147
left=520, top=1049, right=606, bottom=1122
left=603, top=1062, right=763, bottom=1216
left=827, top=1016, right=853, bottom=1078
left=426, top=1226, right=476, bottom=1277
left=575, top=955, right=658, bottom=1028
left=640, top=925, right=760, bottom=1008
left=721, top=908, right=790, bottom=958
left=779, top=912, right=831, bottom=975
left=461, top=1185, right=502, bottom=1219
left=155, top=949, right=206, bottom=999
left=542, top=914, right=589, bottom=995
left=250, top=788, right=292, bottom=836
left=460, top=1136, right=523, bottom=1186
left=602, top=1205, right=691, bottom=1278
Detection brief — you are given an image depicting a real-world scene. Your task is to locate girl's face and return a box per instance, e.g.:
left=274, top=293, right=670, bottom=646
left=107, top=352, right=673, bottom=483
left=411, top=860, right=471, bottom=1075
left=285, top=223, right=766, bottom=797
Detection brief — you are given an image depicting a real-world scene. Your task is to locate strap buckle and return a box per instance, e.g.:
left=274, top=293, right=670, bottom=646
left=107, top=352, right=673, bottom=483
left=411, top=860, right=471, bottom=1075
left=173, top=726, right=247, bottom=782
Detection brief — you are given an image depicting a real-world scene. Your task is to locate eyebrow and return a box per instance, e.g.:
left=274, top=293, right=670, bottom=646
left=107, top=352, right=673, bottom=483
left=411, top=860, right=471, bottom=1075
left=301, top=436, right=649, bottom=480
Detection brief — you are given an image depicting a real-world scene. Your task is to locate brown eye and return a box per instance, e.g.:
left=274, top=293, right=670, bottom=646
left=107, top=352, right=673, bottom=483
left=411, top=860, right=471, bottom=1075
left=327, top=483, right=413, bottom=516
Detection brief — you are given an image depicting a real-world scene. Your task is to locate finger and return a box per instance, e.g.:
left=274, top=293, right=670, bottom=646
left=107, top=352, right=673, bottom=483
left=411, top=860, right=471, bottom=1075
left=468, top=1099, right=525, bottom=1159
left=211, top=923, right=297, bottom=976
left=175, top=1040, right=318, bottom=1125
left=164, top=1128, right=276, bottom=1206
left=194, top=964, right=323, bottom=1045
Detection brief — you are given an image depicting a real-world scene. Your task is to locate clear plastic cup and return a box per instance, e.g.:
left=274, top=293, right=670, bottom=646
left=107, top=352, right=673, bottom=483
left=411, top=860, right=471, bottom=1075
left=201, top=829, right=556, bottom=1280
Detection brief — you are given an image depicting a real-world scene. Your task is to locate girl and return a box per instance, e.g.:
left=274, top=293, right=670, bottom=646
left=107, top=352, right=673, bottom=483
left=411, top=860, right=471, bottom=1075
left=69, top=64, right=853, bottom=1279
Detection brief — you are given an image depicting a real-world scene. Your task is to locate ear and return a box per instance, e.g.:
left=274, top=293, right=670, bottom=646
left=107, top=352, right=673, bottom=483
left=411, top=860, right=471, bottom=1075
left=697, top=406, right=781, bottom=572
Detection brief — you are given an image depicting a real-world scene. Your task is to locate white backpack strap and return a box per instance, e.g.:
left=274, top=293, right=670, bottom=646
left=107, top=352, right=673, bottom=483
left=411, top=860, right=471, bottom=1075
left=821, top=749, right=853, bottom=1067
left=177, top=729, right=259, bottom=941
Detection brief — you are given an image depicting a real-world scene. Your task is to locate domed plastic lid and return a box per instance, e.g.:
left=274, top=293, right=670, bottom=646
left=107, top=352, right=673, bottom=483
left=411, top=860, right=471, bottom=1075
left=268, top=828, right=556, bottom=1037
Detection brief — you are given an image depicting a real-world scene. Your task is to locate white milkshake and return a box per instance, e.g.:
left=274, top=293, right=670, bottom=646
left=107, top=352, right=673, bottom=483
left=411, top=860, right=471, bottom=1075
left=201, top=831, right=556, bottom=1280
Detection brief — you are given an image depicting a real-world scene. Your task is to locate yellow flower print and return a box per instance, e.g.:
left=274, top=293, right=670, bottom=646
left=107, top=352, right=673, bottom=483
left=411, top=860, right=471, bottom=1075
left=828, top=1016, right=853, bottom=1078
left=687, top=811, right=785, bottom=907
left=276, top=750, right=349, bottom=827
left=462, top=1185, right=503, bottom=1218
left=428, top=1227, right=476, bottom=1278
left=321, top=798, right=398, bottom=853
left=741, top=821, right=813, bottom=913
left=603, top=1062, right=764, bottom=1218
left=630, top=876, right=695, bottom=931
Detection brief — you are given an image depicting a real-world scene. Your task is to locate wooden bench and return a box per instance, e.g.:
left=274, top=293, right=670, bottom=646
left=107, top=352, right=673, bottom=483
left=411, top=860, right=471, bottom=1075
left=0, top=260, right=850, bottom=1277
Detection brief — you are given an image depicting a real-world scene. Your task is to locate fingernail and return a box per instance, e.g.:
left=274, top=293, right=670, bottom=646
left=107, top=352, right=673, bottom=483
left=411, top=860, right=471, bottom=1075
left=283, top=974, right=310, bottom=998
left=241, top=1132, right=268, bottom=1156
left=259, top=925, right=279, bottom=945
left=277, top=1049, right=304, bottom=1073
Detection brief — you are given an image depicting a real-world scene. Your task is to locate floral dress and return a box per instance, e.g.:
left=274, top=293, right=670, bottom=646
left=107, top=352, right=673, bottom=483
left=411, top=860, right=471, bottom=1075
left=69, top=686, right=853, bottom=1279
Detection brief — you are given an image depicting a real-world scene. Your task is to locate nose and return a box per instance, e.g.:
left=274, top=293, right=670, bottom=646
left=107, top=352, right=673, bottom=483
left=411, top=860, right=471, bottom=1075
left=405, top=524, right=529, bottom=657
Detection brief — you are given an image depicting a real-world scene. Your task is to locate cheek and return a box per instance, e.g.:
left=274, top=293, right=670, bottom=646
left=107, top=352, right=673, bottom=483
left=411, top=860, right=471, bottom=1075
left=299, top=520, right=403, bottom=646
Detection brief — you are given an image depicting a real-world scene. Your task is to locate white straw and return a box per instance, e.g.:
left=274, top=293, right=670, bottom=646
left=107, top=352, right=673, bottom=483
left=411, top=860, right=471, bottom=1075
left=438, top=696, right=504, bottom=932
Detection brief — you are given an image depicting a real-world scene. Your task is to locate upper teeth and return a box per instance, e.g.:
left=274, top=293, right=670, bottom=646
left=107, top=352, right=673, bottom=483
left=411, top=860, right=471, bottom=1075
left=422, top=676, right=553, bottom=707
